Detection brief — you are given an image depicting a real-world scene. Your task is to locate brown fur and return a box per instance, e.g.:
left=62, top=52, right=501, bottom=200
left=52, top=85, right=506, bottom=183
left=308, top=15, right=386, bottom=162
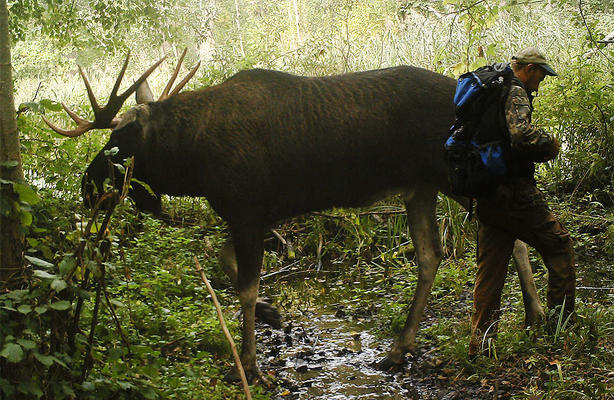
left=82, top=66, right=541, bottom=378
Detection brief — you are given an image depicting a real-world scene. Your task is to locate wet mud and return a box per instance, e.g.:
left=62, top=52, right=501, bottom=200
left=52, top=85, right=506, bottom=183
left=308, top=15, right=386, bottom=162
left=257, top=307, right=485, bottom=400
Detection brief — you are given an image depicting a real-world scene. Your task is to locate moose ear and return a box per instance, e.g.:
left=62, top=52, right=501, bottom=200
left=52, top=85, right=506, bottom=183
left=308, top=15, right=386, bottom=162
left=136, top=81, right=154, bottom=104
left=113, top=104, right=151, bottom=132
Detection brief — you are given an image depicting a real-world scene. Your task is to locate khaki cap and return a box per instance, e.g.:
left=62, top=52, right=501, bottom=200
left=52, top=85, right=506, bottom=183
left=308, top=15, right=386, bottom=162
left=512, top=47, right=557, bottom=76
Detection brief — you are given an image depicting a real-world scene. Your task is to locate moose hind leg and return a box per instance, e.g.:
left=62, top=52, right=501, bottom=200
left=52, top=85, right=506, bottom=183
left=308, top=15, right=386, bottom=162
left=512, top=240, right=545, bottom=326
left=378, top=189, right=443, bottom=369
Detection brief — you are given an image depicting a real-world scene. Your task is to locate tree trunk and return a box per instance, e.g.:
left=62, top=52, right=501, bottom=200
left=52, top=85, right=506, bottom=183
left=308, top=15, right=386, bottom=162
left=0, top=0, right=26, bottom=290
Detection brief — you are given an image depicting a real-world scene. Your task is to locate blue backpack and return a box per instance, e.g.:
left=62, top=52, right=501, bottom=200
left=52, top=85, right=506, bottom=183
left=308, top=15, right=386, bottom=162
left=445, top=63, right=514, bottom=198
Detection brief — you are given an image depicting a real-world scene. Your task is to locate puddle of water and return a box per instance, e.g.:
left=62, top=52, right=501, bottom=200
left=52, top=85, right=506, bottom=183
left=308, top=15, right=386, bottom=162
left=258, top=311, right=431, bottom=399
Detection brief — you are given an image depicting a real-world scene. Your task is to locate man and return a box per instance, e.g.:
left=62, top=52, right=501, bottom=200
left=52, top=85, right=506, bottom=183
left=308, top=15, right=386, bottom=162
left=469, top=47, right=576, bottom=358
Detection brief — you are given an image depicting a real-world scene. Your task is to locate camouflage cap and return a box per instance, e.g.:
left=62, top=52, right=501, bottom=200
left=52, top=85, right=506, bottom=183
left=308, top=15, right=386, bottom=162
left=512, top=47, right=557, bottom=76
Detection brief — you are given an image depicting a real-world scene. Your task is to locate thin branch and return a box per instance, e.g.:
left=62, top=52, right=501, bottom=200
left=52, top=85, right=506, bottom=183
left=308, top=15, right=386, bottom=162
left=577, top=286, right=614, bottom=291
left=194, top=257, right=252, bottom=400
left=81, top=276, right=103, bottom=382
left=312, top=208, right=405, bottom=219
left=578, top=0, right=613, bottom=65
left=103, top=285, right=131, bottom=356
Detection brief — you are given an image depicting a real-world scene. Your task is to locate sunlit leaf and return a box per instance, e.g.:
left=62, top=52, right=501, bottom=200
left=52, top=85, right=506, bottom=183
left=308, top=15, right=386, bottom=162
left=13, top=183, right=40, bottom=205
left=17, top=304, right=32, bottom=314
left=25, top=256, right=54, bottom=269
left=51, top=279, right=68, bottom=292
left=33, top=270, right=57, bottom=279
left=39, top=99, right=63, bottom=112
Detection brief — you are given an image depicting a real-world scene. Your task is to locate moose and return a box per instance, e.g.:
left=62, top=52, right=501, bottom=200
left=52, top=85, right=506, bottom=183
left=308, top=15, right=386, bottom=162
left=44, top=52, right=545, bottom=381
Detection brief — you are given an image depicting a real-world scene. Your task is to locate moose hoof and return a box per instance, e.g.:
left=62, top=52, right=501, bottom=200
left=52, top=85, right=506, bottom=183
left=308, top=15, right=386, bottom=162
left=375, top=354, right=405, bottom=372
left=224, top=365, right=274, bottom=387
left=255, top=299, right=282, bottom=329
left=524, top=304, right=546, bottom=328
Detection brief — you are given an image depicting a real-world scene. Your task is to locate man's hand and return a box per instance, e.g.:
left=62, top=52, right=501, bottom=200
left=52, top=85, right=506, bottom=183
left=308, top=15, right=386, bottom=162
left=536, top=137, right=560, bottom=162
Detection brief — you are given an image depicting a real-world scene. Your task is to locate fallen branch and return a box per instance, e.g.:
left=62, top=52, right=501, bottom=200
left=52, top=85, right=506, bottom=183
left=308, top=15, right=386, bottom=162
left=194, top=257, right=252, bottom=400
left=312, top=208, right=405, bottom=219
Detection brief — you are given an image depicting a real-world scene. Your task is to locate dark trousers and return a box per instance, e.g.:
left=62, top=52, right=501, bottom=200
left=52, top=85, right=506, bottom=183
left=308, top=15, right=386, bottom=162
left=469, top=182, right=575, bottom=356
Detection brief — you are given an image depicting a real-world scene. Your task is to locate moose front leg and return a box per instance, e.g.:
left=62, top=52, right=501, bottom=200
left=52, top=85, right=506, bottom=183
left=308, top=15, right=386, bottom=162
left=378, top=189, right=443, bottom=370
left=229, top=223, right=266, bottom=382
left=220, top=239, right=282, bottom=328
left=512, top=240, right=545, bottom=326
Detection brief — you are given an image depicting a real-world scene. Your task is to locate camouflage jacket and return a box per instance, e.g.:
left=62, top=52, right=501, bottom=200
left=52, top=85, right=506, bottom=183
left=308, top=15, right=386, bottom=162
left=490, top=79, right=558, bottom=208
left=504, top=79, right=559, bottom=165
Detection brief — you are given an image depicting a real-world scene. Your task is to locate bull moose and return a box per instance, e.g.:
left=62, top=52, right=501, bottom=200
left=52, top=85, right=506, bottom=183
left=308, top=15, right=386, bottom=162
left=43, top=51, right=544, bottom=381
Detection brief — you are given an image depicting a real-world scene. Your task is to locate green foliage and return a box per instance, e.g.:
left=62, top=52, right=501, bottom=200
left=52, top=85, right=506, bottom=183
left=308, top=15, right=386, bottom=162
left=537, top=59, right=614, bottom=195
left=4, top=0, right=614, bottom=398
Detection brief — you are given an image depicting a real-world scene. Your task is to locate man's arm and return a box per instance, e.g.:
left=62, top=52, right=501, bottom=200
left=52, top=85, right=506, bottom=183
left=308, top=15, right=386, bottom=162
left=505, top=85, right=560, bottom=162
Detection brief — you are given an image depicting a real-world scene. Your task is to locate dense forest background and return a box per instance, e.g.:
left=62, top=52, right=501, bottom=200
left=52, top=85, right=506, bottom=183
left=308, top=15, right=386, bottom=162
left=1, top=0, right=613, bottom=399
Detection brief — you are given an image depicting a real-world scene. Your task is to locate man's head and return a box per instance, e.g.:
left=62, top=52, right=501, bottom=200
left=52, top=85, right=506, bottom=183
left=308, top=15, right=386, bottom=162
left=511, top=47, right=557, bottom=93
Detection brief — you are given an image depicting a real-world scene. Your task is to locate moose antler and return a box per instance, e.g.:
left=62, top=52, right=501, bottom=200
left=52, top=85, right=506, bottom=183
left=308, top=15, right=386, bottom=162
left=158, top=48, right=201, bottom=101
left=42, top=54, right=166, bottom=137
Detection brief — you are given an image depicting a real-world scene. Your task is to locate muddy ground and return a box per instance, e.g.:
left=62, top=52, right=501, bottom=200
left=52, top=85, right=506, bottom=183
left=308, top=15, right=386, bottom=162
left=256, top=296, right=499, bottom=399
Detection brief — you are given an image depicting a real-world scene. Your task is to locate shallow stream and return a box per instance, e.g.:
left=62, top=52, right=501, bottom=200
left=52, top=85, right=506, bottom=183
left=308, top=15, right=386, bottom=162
left=257, top=307, right=472, bottom=400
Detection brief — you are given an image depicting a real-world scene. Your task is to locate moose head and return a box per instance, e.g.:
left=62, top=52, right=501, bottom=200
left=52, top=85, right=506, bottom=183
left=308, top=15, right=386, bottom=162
left=42, top=50, right=200, bottom=214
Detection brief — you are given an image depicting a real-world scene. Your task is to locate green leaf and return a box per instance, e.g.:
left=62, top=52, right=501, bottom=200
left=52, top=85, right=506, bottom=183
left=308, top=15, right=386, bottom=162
left=33, top=270, right=57, bottom=280
left=141, top=387, right=157, bottom=400
left=132, top=179, right=157, bottom=197
left=469, top=56, right=487, bottom=70
left=19, top=211, right=32, bottom=227
left=49, top=300, right=71, bottom=310
left=51, top=355, right=68, bottom=369
left=25, top=256, right=54, bottom=269
left=18, top=101, right=43, bottom=113
left=17, top=381, right=43, bottom=397
left=34, top=306, right=48, bottom=314
left=114, top=163, right=126, bottom=175
left=118, top=381, right=134, bottom=390
left=39, top=99, right=63, bottom=112
left=104, top=147, right=119, bottom=157
left=51, top=279, right=68, bottom=292
left=13, top=183, right=40, bottom=205
left=16, top=339, right=36, bottom=350
left=109, top=298, right=125, bottom=308
left=0, top=343, right=24, bottom=363
left=33, top=352, right=54, bottom=367
left=5, top=290, right=28, bottom=300
left=61, top=383, right=75, bottom=396
left=58, top=256, right=77, bottom=276
left=17, top=304, right=32, bottom=314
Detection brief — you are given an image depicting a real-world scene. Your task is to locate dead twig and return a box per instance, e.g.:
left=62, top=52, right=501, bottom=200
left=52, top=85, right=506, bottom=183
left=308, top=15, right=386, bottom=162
left=194, top=257, right=252, bottom=400
left=312, top=208, right=405, bottom=219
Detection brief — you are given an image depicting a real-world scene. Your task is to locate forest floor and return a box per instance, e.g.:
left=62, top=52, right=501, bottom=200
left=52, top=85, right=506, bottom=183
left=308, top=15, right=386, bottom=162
left=20, top=191, right=612, bottom=399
